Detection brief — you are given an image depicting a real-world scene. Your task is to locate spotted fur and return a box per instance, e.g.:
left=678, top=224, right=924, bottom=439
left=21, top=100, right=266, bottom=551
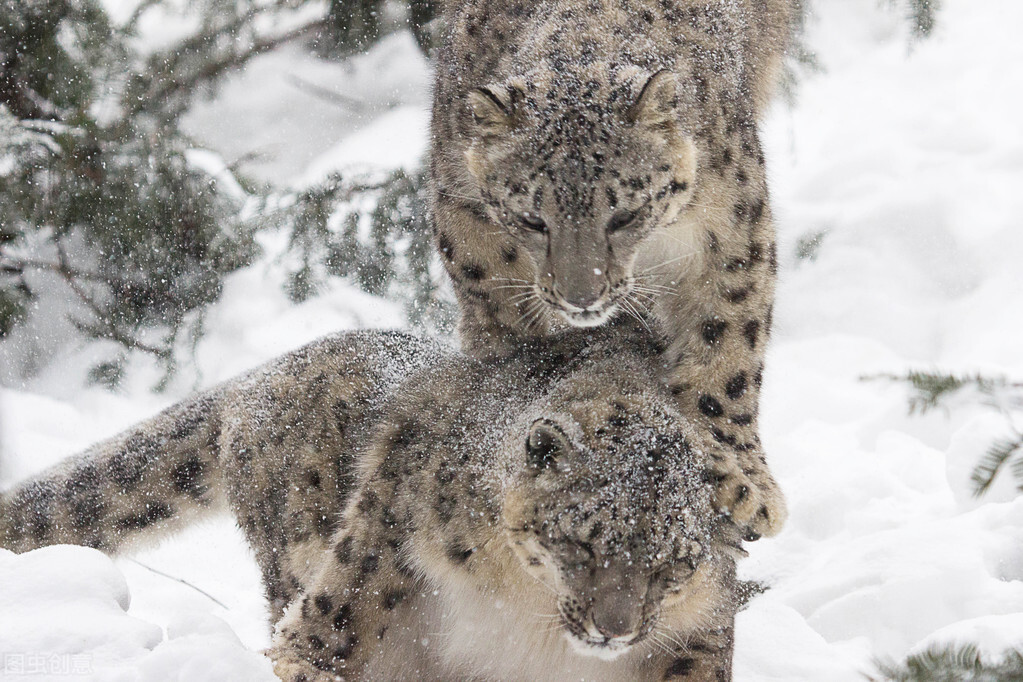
left=269, top=322, right=742, bottom=681
left=430, top=0, right=791, bottom=538
left=0, top=331, right=440, bottom=621
left=1, top=324, right=743, bottom=681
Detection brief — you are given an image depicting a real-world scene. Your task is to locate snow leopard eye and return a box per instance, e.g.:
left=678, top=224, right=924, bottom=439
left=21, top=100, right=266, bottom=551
left=518, top=212, right=547, bottom=234
left=606, top=209, right=638, bottom=234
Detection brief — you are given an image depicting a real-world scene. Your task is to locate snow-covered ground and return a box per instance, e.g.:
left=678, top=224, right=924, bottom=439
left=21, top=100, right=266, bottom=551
left=3, top=0, right=1023, bottom=679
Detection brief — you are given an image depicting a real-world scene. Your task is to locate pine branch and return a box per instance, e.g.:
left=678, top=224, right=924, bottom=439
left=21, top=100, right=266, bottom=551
left=970, top=433, right=1023, bottom=497
left=1011, top=455, right=1023, bottom=491
left=52, top=242, right=171, bottom=359
left=872, top=642, right=1023, bottom=681
left=1, top=0, right=447, bottom=386
left=127, top=14, right=327, bottom=121
left=865, top=370, right=1023, bottom=499
left=1, top=255, right=117, bottom=285
left=905, top=0, right=940, bottom=39
left=284, top=74, right=369, bottom=111
left=2, top=254, right=181, bottom=356
left=62, top=277, right=170, bottom=359
left=864, top=371, right=1022, bottom=415
left=122, top=0, right=164, bottom=34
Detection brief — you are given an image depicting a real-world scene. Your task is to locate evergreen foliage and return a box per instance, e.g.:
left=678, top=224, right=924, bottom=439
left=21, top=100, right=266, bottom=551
left=794, top=230, right=828, bottom=262
left=0, top=0, right=286, bottom=383
left=872, top=643, right=1023, bottom=682
left=270, top=168, right=452, bottom=328
left=869, top=372, right=1015, bottom=416
left=781, top=0, right=822, bottom=103
left=322, top=0, right=440, bottom=56
left=971, top=435, right=1023, bottom=497
left=901, top=0, right=940, bottom=39
left=867, top=371, right=1023, bottom=495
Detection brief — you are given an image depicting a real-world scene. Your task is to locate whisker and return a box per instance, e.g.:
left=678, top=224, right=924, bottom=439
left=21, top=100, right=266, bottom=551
left=491, top=283, right=534, bottom=292
left=508, top=291, right=536, bottom=304
left=630, top=288, right=671, bottom=300
left=630, top=285, right=676, bottom=300
left=633, top=272, right=679, bottom=285
left=516, top=297, right=546, bottom=332
left=630, top=279, right=677, bottom=294
left=438, top=189, right=484, bottom=204
left=644, top=631, right=676, bottom=657
left=620, top=298, right=652, bottom=334
left=627, top=287, right=659, bottom=303
left=652, top=624, right=688, bottom=651
left=524, top=568, right=559, bottom=596
left=658, top=231, right=703, bottom=248
left=629, top=292, right=655, bottom=316
left=538, top=616, right=564, bottom=628
left=632, top=277, right=682, bottom=299
left=525, top=300, right=547, bottom=333
left=515, top=305, right=536, bottom=329
left=530, top=611, right=563, bottom=624
left=621, top=306, right=645, bottom=331
left=630, top=290, right=661, bottom=307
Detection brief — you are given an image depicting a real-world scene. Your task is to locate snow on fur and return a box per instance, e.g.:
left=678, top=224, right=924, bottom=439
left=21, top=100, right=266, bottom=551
left=1, top=0, right=1021, bottom=679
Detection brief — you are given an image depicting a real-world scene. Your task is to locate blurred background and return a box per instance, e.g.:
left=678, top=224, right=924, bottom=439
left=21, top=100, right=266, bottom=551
left=2, top=1, right=1023, bottom=680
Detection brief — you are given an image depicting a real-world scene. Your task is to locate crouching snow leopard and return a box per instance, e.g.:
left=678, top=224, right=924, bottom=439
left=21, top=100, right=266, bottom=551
left=1, top=322, right=743, bottom=681
left=430, top=0, right=793, bottom=541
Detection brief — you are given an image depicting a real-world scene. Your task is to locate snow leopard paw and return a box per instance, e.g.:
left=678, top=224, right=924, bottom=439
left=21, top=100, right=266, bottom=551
left=706, top=458, right=786, bottom=540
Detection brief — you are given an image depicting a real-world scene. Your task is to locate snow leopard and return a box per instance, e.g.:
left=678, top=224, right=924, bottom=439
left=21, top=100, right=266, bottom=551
left=0, top=323, right=743, bottom=680
left=430, top=0, right=792, bottom=540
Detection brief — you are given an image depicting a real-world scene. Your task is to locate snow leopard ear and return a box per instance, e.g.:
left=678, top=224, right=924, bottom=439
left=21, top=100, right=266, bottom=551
left=627, top=70, right=678, bottom=128
left=525, top=419, right=569, bottom=472
left=468, top=84, right=521, bottom=135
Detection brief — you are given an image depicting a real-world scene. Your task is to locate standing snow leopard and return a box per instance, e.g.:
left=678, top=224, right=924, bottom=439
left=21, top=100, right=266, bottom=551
left=1, top=323, right=743, bottom=680
left=430, top=0, right=792, bottom=539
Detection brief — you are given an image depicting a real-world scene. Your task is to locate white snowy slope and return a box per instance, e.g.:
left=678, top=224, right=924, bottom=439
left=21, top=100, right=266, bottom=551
left=2, top=0, right=1022, bottom=679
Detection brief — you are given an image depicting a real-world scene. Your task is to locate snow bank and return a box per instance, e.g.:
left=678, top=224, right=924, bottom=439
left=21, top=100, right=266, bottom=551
left=0, top=547, right=275, bottom=681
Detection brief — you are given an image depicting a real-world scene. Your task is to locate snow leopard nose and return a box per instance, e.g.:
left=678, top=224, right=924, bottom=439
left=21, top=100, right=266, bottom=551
left=555, top=282, right=608, bottom=310
left=591, top=606, right=640, bottom=640
left=590, top=593, right=642, bottom=639
left=559, top=288, right=600, bottom=309
left=587, top=567, right=647, bottom=640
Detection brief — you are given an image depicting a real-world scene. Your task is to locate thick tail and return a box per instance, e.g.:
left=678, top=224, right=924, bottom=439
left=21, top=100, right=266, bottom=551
left=0, top=390, right=226, bottom=554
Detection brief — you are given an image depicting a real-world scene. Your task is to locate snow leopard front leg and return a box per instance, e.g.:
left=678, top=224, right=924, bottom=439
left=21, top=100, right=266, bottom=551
left=655, top=176, right=786, bottom=539
left=267, top=480, right=424, bottom=681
